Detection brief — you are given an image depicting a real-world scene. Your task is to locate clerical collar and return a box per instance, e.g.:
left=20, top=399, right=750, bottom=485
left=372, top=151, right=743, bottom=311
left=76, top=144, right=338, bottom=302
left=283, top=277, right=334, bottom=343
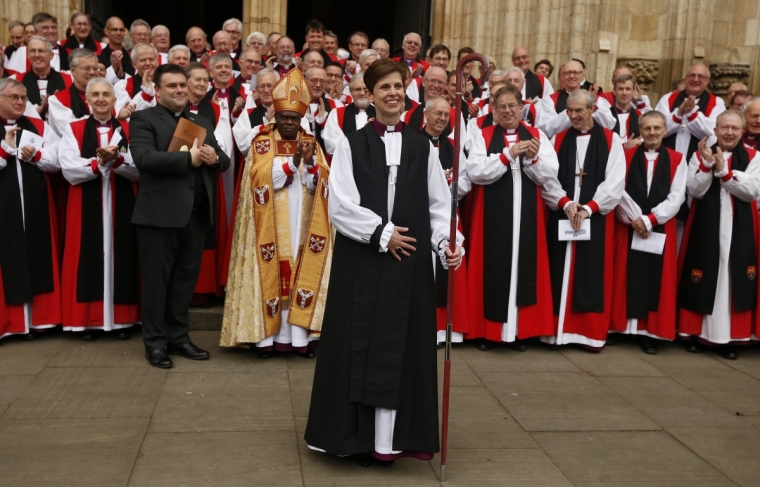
left=577, top=127, right=592, bottom=135
left=615, top=106, right=631, bottom=114
left=372, top=119, right=403, bottom=136
left=645, top=146, right=659, bottom=154
left=506, top=128, right=516, bottom=134
left=159, top=103, right=184, bottom=118
left=94, top=117, right=112, bottom=128
left=402, top=57, right=415, bottom=67
left=0, top=116, right=16, bottom=125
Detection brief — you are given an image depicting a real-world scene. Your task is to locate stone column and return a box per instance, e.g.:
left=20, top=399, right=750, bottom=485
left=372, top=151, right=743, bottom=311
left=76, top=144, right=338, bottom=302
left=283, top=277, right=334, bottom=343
left=0, top=0, right=82, bottom=44
left=242, top=0, right=287, bottom=40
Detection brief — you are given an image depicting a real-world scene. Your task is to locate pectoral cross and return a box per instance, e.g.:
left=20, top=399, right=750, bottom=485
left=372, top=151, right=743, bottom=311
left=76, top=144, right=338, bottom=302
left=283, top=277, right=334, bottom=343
left=283, top=142, right=292, bottom=152
left=576, top=168, right=587, bottom=186
left=511, top=161, right=519, bottom=181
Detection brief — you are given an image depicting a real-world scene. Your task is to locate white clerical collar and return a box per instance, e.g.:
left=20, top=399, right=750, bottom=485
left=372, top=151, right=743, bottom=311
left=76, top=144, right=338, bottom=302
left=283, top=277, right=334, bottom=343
left=6, top=119, right=16, bottom=124
left=506, top=128, right=516, bottom=134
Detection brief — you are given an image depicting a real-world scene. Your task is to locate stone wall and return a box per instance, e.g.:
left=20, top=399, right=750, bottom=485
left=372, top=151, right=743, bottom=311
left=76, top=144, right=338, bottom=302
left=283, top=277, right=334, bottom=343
left=3, top=0, right=758, bottom=104
left=431, top=0, right=760, bottom=104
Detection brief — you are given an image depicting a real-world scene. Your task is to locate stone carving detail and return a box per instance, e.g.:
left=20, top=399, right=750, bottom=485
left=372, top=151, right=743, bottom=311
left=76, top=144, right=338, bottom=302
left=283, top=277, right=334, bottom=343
left=708, top=63, right=751, bottom=95
left=616, top=58, right=659, bottom=92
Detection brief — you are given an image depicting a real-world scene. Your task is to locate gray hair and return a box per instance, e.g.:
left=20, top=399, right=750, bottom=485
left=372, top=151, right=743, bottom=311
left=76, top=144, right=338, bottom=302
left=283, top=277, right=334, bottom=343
left=372, top=38, right=389, bottom=49
left=69, top=11, right=89, bottom=25
left=348, top=72, right=364, bottom=89
left=0, top=78, right=24, bottom=94
left=68, top=47, right=97, bottom=69
left=223, top=18, right=243, bottom=34
left=27, top=35, right=53, bottom=52
left=85, top=77, right=114, bottom=97
left=304, top=66, right=325, bottom=79
left=9, top=21, right=25, bottom=30
left=424, top=96, right=448, bottom=111
left=402, top=32, right=421, bottom=44
left=168, top=44, right=190, bottom=60
left=567, top=89, right=596, bottom=109
left=151, top=24, right=169, bottom=37
left=130, top=19, right=151, bottom=33
left=716, top=109, right=745, bottom=129
left=208, top=53, right=232, bottom=71
left=741, top=97, right=760, bottom=113
left=505, top=67, right=525, bottom=82
left=130, top=43, right=157, bottom=63
left=359, top=49, right=379, bottom=65
left=246, top=31, right=267, bottom=45
left=489, top=69, right=508, bottom=79
left=639, top=110, right=667, bottom=126
left=256, top=67, right=280, bottom=85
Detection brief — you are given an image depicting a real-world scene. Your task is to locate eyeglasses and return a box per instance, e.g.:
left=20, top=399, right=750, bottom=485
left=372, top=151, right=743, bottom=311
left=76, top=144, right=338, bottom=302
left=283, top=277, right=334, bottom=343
left=564, top=70, right=582, bottom=77
left=224, top=29, right=239, bottom=36
left=28, top=49, right=51, bottom=55
left=424, top=79, right=446, bottom=86
left=153, top=33, right=169, bottom=39
left=350, top=42, right=368, bottom=49
left=350, top=87, right=368, bottom=94
left=326, top=73, right=343, bottom=79
left=77, top=66, right=99, bottom=72
left=686, top=73, right=709, bottom=80
left=1, top=94, right=29, bottom=102
left=495, top=103, right=521, bottom=111
left=404, top=41, right=421, bottom=47
left=308, top=79, right=326, bottom=85
left=426, top=110, right=450, bottom=119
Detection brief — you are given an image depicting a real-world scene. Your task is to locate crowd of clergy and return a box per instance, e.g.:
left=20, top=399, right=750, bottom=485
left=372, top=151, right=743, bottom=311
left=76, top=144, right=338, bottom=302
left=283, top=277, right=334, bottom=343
left=2, top=10, right=760, bottom=362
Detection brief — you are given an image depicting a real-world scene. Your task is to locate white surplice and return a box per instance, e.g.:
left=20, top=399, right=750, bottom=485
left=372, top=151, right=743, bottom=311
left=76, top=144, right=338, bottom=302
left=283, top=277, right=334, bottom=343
left=0, top=119, right=61, bottom=337
left=613, top=149, right=687, bottom=338
left=326, top=127, right=461, bottom=455
left=322, top=105, right=369, bottom=155
left=540, top=129, right=626, bottom=347
left=467, top=124, right=559, bottom=342
left=681, top=150, right=760, bottom=343
left=59, top=121, right=139, bottom=331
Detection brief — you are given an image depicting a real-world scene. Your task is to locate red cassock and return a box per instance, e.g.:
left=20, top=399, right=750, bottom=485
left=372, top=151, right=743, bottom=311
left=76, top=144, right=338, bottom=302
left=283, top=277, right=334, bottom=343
left=436, top=215, right=470, bottom=336
left=193, top=101, right=229, bottom=296
left=465, top=123, right=555, bottom=342
left=61, top=119, right=139, bottom=328
left=677, top=147, right=760, bottom=341
left=610, top=147, right=683, bottom=340
left=0, top=118, right=63, bottom=338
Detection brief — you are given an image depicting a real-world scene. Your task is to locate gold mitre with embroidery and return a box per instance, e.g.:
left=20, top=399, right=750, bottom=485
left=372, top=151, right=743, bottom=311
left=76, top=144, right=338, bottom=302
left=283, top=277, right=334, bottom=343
left=272, top=68, right=310, bottom=117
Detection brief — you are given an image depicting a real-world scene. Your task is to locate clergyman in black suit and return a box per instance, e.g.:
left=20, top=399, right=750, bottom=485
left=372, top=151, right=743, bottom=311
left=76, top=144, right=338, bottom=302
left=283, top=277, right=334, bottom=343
left=129, top=63, right=230, bottom=368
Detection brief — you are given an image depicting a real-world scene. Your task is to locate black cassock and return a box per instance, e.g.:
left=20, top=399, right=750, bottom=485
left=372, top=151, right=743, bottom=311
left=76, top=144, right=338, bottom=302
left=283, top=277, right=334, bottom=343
left=304, top=123, right=440, bottom=456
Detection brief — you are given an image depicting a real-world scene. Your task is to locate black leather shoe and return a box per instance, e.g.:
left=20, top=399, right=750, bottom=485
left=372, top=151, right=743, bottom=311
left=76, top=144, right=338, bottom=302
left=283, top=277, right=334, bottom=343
left=24, top=332, right=36, bottom=341
left=377, top=459, right=395, bottom=467
left=353, top=454, right=374, bottom=468
left=300, top=349, right=316, bottom=359
left=82, top=331, right=98, bottom=341
left=720, top=346, right=739, bottom=360
left=507, top=341, right=527, bottom=352
left=606, top=333, right=623, bottom=346
left=475, top=339, right=493, bottom=351
left=116, top=330, right=131, bottom=340
left=145, top=348, right=173, bottom=368
left=167, top=342, right=210, bottom=360
left=685, top=343, right=702, bottom=353
left=638, top=336, right=659, bottom=355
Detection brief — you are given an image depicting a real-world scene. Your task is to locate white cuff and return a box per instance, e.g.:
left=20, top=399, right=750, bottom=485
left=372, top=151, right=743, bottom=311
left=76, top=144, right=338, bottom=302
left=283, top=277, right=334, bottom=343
left=1, top=140, right=15, bottom=157
left=141, top=84, right=155, bottom=96
left=582, top=204, right=593, bottom=215
left=642, top=216, right=653, bottom=232
left=562, top=200, right=573, bottom=211
left=378, top=221, right=394, bottom=252
left=714, top=163, right=729, bottom=178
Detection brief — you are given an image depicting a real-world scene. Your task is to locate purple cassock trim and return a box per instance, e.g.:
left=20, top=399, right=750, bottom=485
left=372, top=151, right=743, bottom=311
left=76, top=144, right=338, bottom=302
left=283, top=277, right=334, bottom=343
left=257, top=341, right=319, bottom=354
left=371, top=119, right=404, bottom=137
left=370, top=450, right=435, bottom=461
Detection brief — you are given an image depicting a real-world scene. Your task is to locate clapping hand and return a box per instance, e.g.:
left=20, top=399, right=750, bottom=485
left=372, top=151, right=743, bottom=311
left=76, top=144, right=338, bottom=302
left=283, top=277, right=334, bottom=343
left=292, top=139, right=315, bottom=168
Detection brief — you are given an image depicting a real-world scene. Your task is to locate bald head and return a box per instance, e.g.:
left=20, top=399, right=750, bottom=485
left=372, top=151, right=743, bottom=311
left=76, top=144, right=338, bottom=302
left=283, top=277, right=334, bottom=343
left=743, top=97, right=760, bottom=137
left=423, top=66, right=447, bottom=100
left=685, top=63, right=710, bottom=96
left=562, top=60, right=584, bottom=91
left=612, top=65, right=633, bottom=82
left=186, top=27, right=207, bottom=56
left=511, top=46, right=531, bottom=73
left=212, top=30, right=231, bottom=54
left=728, top=81, right=749, bottom=103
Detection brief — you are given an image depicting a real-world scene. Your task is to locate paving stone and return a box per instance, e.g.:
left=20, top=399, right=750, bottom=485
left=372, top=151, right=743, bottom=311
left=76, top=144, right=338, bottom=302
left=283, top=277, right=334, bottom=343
left=599, top=376, right=745, bottom=427
left=664, top=367, right=760, bottom=416
left=480, top=371, right=661, bottom=431
left=3, top=366, right=165, bottom=419
left=0, top=334, right=68, bottom=375
left=636, top=342, right=731, bottom=372
left=294, top=417, right=441, bottom=487
left=288, top=368, right=315, bottom=419
left=440, top=385, right=538, bottom=450
left=47, top=335, right=146, bottom=367
left=167, top=330, right=290, bottom=374
left=437, top=353, right=484, bottom=387
left=188, top=306, right=223, bottom=330
left=456, top=343, right=581, bottom=374
left=560, top=345, right=665, bottom=377
left=0, top=375, right=33, bottom=416
left=667, top=425, right=760, bottom=486
left=532, top=431, right=736, bottom=486
left=715, top=348, right=760, bottom=380
left=436, top=449, right=573, bottom=487
left=0, top=418, right=147, bottom=487
left=149, top=371, right=294, bottom=433
left=129, top=430, right=302, bottom=487
left=741, top=415, right=760, bottom=430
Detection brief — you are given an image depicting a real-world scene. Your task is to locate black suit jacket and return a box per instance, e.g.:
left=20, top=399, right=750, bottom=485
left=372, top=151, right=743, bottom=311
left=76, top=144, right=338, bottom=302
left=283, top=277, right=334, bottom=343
left=129, top=105, right=230, bottom=228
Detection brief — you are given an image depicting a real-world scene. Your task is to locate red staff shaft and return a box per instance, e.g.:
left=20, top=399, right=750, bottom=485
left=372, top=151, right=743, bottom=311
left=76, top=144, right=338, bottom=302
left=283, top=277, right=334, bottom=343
left=440, top=52, right=489, bottom=483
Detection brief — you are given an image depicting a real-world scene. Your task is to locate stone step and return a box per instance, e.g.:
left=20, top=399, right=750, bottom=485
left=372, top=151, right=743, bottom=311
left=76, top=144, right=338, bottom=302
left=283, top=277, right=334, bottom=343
left=189, top=306, right=224, bottom=330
